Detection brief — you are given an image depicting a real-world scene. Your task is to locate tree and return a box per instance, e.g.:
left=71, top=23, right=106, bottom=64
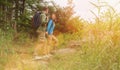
left=53, top=0, right=77, bottom=33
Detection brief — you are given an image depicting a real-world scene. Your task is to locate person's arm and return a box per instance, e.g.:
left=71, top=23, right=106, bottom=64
left=47, top=20, right=53, bottom=32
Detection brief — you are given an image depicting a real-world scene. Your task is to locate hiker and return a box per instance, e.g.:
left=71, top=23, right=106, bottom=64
left=34, top=7, right=49, bottom=58
left=46, top=13, right=58, bottom=51
left=37, top=7, right=49, bottom=40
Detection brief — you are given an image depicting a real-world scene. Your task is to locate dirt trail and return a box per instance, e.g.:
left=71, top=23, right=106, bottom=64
left=5, top=41, right=81, bottom=70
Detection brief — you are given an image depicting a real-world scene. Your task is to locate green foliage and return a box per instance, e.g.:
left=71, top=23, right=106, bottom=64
left=54, top=0, right=80, bottom=33
left=0, top=29, right=14, bottom=70
left=0, top=0, right=120, bottom=70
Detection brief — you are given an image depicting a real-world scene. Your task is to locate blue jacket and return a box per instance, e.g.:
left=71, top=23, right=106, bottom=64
left=47, top=19, right=55, bottom=35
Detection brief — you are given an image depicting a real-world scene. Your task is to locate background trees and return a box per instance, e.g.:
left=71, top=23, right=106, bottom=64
left=0, top=0, right=120, bottom=70
left=0, top=0, right=82, bottom=35
left=0, top=0, right=26, bottom=30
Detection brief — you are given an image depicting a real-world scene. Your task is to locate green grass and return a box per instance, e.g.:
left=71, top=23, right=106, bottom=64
left=0, top=21, right=120, bottom=70
left=43, top=22, right=120, bottom=70
left=36, top=33, right=120, bottom=70
left=0, top=29, right=34, bottom=70
left=57, top=32, right=81, bottom=49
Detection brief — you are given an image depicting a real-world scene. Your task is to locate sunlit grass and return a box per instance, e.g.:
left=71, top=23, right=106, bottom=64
left=0, top=13, right=120, bottom=70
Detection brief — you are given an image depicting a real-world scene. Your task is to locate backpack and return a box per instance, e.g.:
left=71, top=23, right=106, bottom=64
left=32, top=12, right=41, bottom=30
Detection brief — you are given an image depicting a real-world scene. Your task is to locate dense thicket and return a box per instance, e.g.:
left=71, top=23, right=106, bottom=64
left=0, top=0, right=81, bottom=35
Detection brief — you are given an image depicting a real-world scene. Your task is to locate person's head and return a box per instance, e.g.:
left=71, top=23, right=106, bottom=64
left=43, top=7, right=49, bottom=14
left=51, top=13, right=56, bottom=21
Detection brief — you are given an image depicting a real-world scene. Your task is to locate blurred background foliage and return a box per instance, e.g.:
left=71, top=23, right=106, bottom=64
left=0, top=0, right=120, bottom=70
left=0, top=0, right=82, bottom=35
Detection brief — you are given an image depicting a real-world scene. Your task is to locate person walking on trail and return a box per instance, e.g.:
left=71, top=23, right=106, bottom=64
left=32, top=7, right=49, bottom=38
left=34, top=7, right=49, bottom=59
left=37, top=7, right=49, bottom=40
left=46, top=13, right=58, bottom=51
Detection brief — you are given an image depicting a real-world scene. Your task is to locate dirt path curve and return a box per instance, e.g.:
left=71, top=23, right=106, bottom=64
left=5, top=40, right=81, bottom=70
